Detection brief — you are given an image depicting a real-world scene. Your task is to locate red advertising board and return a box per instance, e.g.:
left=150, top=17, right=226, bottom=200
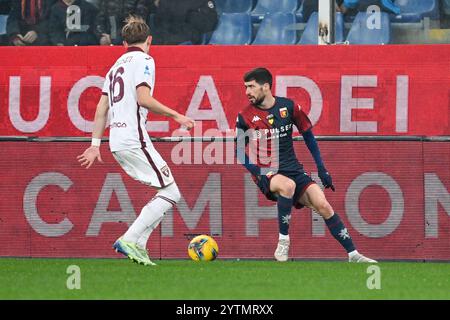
left=0, top=141, right=448, bottom=260
left=0, top=45, right=449, bottom=137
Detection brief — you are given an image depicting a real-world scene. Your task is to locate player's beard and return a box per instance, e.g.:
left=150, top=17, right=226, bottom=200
left=250, top=94, right=265, bottom=107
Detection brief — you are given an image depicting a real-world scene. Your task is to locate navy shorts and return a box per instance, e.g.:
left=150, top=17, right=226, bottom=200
left=252, top=171, right=316, bottom=209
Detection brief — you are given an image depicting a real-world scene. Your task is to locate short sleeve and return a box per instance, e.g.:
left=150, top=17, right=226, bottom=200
left=101, top=74, right=109, bottom=96
left=293, top=104, right=312, bottom=133
left=134, top=56, right=155, bottom=91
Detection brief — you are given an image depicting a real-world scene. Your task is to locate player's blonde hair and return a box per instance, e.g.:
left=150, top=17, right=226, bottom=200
left=122, top=15, right=150, bottom=45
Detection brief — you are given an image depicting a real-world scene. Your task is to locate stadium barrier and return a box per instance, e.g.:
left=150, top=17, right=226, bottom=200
left=0, top=45, right=449, bottom=137
left=0, top=137, right=448, bottom=261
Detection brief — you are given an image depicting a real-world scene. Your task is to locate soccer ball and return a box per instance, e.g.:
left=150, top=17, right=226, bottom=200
left=188, top=235, right=219, bottom=262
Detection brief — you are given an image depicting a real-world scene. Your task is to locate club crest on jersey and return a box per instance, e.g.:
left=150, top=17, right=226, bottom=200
left=266, top=171, right=275, bottom=178
left=266, top=114, right=274, bottom=126
left=161, top=165, right=170, bottom=178
left=280, top=107, right=288, bottom=118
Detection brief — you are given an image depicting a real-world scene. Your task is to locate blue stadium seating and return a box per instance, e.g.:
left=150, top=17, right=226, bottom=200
left=346, top=11, right=391, bottom=44
left=295, top=0, right=305, bottom=22
left=444, top=0, right=450, bottom=16
left=251, top=0, right=299, bottom=22
left=214, top=0, right=254, bottom=14
left=299, top=12, right=344, bottom=44
left=209, top=13, right=252, bottom=45
left=356, top=0, right=438, bottom=22
left=390, top=0, right=439, bottom=22
left=355, top=0, right=399, bottom=13
left=252, top=12, right=297, bottom=44
left=0, top=15, right=7, bottom=36
left=179, top=35, right=209, bottom=45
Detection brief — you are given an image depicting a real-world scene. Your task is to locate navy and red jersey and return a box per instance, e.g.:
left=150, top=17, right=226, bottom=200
left=236, top=96, right=312, bottom=174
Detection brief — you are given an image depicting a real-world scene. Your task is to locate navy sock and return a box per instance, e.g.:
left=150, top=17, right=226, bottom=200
left=324, top=213, right=356, bottom=253
left=277, top=195, right=293, bottom=236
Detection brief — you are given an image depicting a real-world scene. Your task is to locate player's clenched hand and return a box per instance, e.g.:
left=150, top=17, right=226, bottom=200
left=12, top=35, right=26, bottom=46
left=23, top=31, right=38, bottom=44
left=175, top=114, right=195, bottom=130
left=77, top=146, right=103, bottom=169
left=318, top=166, right=335, bottom=192
left=99, top=33, right=111, bottom=45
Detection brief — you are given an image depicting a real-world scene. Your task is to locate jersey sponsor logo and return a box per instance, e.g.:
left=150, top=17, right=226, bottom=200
left=252, top=115, right=261, bottom=123
left=266, top=114, right=274, bottom=126
left=110, top=122, right=127, bottom=128
left=252, top=124, right=293, bottom=140
left=144, top=65, right=151, bottom=76
left=280, top=107, right=288, bottom=118
left=161, top=165, right=170, bottom=178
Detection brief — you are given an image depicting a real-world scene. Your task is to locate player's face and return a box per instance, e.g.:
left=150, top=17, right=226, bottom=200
left=244, top=80, right=266, bottom=106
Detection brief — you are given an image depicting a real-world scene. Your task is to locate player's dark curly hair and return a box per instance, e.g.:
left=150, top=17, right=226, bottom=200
left=122, top=15, right=150, bottom=45
left=243, top=68, right=273, bottom=89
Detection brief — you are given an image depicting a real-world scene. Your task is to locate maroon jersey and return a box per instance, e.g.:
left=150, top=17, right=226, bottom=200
left=236, top=96, right=312, bottom=174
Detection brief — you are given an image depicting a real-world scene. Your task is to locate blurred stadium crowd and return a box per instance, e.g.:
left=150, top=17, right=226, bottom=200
left=0, top=0, right=449, bottom=46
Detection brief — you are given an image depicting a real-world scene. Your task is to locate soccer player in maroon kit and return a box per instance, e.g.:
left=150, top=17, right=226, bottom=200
left=236, top=68, right=377, bottom=263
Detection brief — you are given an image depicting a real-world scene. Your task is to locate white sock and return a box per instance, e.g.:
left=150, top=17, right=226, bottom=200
left=136, top=214, right=164, bottom=249
left=279, top=233, right=290, bottom=241
left=348, top=250, right=359, bottom=257
left=123, top=183, right=180, bottom=244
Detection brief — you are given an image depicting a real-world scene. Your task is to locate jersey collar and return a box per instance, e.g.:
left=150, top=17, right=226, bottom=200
left=126, top=46, right=145, bottom=53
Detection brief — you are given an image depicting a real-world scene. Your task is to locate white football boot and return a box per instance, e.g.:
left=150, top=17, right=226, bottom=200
left=348, top=250, right=378, bottom=263
left=274, top=239, right=290, bottom=262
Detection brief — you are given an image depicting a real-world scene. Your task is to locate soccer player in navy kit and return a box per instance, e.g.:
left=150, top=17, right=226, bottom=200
left=236, top=68, right=376, bottom=263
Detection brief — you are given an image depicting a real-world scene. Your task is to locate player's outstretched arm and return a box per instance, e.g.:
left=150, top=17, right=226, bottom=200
left=302, top=129, right=335, bottom=191
left=137, top=86, right=195, bottom=130
left=77, top=95, right=108, bottom=169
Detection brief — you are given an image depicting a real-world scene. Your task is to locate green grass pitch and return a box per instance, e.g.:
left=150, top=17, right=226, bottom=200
left=0, top=258, right=449, bottom=300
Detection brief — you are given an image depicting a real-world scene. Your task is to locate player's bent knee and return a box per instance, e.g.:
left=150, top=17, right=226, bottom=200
left=287, top=181, right=296, bottom=196
left=280, top=179, right=296, bottom=197
left=169, top=183, right=181, bottom=204
left=158, top=182, right=181, bottom=204
left=270, top=175, right=296, bottom=197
